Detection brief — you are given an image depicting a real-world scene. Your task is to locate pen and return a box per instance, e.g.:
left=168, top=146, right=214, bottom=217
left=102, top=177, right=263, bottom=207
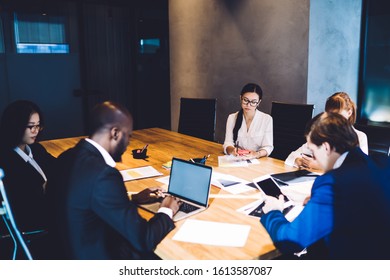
left=140, top=144, right=149, bottom=153
left=189, top=158, right=195, bottom=163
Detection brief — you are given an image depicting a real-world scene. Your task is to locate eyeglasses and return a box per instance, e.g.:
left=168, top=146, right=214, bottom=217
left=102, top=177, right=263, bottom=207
left=241, top=97, right=259, bottom=107
left=26, top=124, right=43, bottom=132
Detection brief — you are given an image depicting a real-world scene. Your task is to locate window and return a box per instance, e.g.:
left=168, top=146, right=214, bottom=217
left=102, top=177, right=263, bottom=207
left=14, top=13, right=69, bottom=54
left=0, top=17, right=4, bottom=53
left=359, top=0, right=390, bottom=125
left=139, top=38, right=160, bottom=54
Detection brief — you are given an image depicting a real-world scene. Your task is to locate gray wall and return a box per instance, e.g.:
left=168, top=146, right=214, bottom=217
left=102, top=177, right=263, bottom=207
left=169, top=0, right=310, bottom=143
left=169, top=0, right=363, bottom=144
left=307, top=0, right=363, bottom=115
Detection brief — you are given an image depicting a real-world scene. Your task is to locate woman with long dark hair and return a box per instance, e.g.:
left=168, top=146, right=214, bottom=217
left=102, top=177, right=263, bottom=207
left=0, top=100, right=56, bottom=259
left=223, top=83, right=273, bottom=158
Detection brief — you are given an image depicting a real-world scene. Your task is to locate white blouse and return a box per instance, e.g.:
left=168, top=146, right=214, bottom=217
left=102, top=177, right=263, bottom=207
left=223, top=109, right=273, bottom=156
left=14, top=145, right=47, bottom=182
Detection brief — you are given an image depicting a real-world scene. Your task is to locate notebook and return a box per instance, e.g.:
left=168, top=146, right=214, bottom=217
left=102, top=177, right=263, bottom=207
left=139, top=157, right=212, bottom=222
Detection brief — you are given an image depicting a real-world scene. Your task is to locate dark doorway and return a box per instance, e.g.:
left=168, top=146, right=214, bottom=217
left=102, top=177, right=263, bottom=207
left=133, top=0, right=171, bottom=130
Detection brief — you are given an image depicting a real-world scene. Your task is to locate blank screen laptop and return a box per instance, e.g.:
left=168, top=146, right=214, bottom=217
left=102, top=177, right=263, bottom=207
left=139, top=157, right=212, bottom=222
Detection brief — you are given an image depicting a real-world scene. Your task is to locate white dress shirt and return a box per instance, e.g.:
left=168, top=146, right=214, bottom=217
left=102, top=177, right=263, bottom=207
left=354, top=128, right=368, bottom=155
left=333, top=151, right=348, bottom=169
left=223, top=109, right=274, bottom=156
left=85, top=138, right=116, bottom=167
left=284, top=127, right=369, bottom=167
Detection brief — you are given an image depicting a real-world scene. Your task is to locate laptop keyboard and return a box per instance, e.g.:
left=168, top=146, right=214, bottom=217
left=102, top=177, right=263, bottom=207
left=179, top=201, right=200, bottom=213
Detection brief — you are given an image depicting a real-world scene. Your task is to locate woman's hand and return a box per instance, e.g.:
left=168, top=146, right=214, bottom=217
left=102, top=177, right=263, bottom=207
left=295, top=154, right=320, bottom=169
left=226, top=146, right=239, bottom=156
left=249, top=150, right=266, bottom=159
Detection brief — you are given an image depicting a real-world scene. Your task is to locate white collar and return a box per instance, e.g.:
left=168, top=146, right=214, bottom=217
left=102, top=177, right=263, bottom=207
left=85, top=138, right=116, bottom=167
left=14, top=145, right=33, bottom=162
left=333, top=151, right=349, bottom=169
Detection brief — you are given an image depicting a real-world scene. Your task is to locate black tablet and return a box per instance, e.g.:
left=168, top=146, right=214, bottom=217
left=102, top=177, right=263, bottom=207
left=254, top=177, right=289, bottom=202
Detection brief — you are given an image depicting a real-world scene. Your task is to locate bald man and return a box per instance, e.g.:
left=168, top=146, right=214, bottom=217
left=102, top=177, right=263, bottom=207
left=49, top=101, right=180, bottom=259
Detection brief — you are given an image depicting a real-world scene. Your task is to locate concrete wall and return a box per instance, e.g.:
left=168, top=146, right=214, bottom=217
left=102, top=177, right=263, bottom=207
left=307, top=0, right=363, bottom=115
left=169, top=0, right=310, bottom=143
left=169, top=0, right=363, bottom=144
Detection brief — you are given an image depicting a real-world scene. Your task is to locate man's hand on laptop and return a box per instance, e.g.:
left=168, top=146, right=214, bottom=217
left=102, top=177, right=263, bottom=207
left=161, top=196, right=182, bottom=216
left=131, top=187, right=166, bottom=204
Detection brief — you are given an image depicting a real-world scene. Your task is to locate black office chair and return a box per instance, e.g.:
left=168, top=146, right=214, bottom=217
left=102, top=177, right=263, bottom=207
left=178, top=97, right=217, bottom=141
left=270, top=101, right=314, bottom=161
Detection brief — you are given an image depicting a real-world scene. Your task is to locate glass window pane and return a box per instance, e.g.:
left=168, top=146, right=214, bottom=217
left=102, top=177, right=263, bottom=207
left=14, top=13, right=69, bottom=54
left=0, top=17, right=4, bottom=53
left=139, top=38, right=160, bottom=54
left=360, top=1, right=390, bottom=124
left=16, top=43, right=69, bottom=54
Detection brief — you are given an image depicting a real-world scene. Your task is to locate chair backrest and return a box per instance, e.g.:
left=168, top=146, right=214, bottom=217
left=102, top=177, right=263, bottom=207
left=0, top=169, right=33, bottom=260
left=353, top=123, right=390, bottom=156
left=271, top=101, right=314, bottom=160
left=178, top=97, right=217, bottom=141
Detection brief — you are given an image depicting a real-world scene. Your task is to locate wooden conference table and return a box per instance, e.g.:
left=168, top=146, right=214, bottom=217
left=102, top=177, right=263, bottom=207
left=41, top=127, right=300, bottom=260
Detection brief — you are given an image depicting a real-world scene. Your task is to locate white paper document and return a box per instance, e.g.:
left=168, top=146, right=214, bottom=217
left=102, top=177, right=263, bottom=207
left=172, top=219, right=251, bottom=247
left=209, top=193, right=263, bottom=199
left=155, top=175, right=169, bottom=185
left=218, top=155, right=259, bottom=167
left=211, top=171, right=254, bottom=194
left=120, top=166, right=163, bottom=181
left=237, top=199, right=304, bottom=222
left=280, top=181, right=313, bottom=204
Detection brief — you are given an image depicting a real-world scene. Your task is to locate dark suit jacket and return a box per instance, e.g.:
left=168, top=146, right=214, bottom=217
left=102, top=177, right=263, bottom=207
left=261, top=147, right=390, bottom=259
left=49, top=139, right=175, bottom=260
left=330, top=148, right=390, bottom=259
left=0, top=143, right=55, bottom=232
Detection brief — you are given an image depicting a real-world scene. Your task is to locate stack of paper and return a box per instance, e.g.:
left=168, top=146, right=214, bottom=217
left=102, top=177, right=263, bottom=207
left=211, top=171, right=254, bottom=194
left=172, top=219, right=250, bottom=247
left=218, top=155, right=259, bottom=167
left=162, top=161, right=172, bottom=170
left=120, top=166, right=163, bottom=181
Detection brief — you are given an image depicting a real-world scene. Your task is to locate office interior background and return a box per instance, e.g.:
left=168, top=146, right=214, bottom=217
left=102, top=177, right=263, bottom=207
left=0, top=0, right=389, bottom=155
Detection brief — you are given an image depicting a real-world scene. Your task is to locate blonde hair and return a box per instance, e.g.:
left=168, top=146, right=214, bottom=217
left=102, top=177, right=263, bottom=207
left=325, top=92, right=356, bottom=125
left=306, top=112, right=358, bottom=154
